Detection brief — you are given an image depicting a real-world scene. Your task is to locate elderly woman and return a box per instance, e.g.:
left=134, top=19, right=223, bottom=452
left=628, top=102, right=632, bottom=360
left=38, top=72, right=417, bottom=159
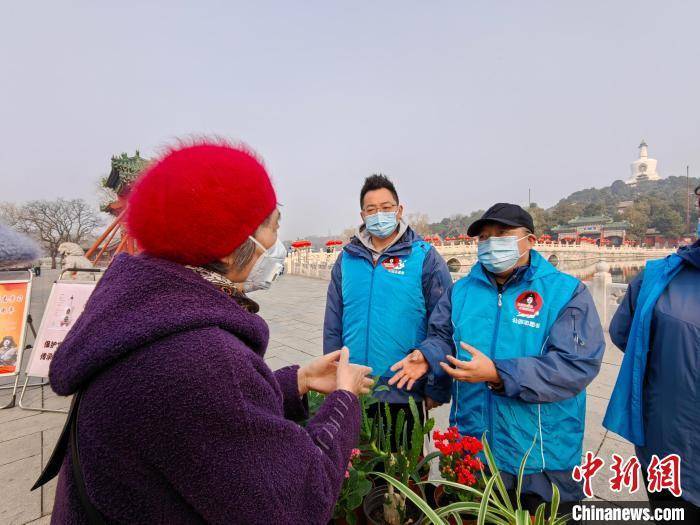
left=39, top=142, right=373, bottom=524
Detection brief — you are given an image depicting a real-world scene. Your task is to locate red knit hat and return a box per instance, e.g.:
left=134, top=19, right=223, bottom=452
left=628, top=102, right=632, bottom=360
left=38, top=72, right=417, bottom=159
left=126, top=141, right=277, bottom=266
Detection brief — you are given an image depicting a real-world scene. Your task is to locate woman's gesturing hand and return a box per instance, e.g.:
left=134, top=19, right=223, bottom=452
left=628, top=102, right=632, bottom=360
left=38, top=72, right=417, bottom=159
left=336, top=347, right=374, bottom=397
left=298, top=350, right=344, bottom=395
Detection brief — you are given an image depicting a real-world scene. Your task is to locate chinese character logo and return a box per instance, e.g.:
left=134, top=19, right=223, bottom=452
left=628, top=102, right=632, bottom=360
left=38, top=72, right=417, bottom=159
left=647, top=454, right=682, bottom=497
left=572, top=451, right=605, bottom=498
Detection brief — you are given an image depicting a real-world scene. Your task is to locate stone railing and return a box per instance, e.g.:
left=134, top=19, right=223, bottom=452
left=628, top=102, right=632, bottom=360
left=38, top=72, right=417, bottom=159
left=285, top=251, right=631, bottom=328
left=582, top=261, right=629, bottom=328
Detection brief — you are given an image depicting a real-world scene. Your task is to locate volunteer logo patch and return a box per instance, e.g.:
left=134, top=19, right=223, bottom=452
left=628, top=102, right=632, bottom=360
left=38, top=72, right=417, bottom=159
left=381, top=256, right=405, bottom=275
left=515, top=291, right=543, bottom=319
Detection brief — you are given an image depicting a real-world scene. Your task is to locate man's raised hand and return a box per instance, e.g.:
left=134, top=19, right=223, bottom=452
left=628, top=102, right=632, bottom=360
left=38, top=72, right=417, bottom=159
left=439, top=342, right=502, bottom=385
left=388, top=349, right=429, bottom=391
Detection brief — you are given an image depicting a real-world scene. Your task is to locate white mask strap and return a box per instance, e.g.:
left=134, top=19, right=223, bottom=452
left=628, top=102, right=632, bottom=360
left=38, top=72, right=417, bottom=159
left=248, top=236, right=267, bottom=253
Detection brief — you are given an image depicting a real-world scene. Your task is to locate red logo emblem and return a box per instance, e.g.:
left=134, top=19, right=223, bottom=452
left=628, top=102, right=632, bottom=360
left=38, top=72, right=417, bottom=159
left=381, top=257, right=405, bottom=271
left=515, top=291, right=543, bottom=318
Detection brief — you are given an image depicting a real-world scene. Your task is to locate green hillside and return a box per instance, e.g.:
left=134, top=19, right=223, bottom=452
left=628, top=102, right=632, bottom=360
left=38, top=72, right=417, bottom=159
left=429, top=176, right=700, bottom=240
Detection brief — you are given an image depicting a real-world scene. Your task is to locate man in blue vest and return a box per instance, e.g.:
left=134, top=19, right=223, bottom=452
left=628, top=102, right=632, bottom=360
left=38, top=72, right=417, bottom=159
left=323, top=174, right=453, bottom=424
left=395, top=203, right=605, bottom=518
left=604, top=186, right=700, bottom=523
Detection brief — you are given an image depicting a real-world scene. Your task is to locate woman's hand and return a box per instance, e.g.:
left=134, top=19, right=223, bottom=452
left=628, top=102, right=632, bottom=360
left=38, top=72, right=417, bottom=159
left=336, top=347, right=374, bottom=397
left=297, top=350, right=344, bottom=395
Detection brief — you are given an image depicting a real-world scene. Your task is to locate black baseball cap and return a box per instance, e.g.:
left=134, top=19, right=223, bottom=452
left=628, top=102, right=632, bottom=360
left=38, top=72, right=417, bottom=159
left=694, top=185, right=700, bottom=195
left=467, top=203, right=535, bottom=237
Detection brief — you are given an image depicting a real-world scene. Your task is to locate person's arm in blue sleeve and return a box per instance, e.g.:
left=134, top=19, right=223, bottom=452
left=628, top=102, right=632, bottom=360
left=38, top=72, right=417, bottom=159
left=416, top=282, right=456, bottom=403
left=608, top=271, right=644, bottom=352
left=421, top=246, right=453, bottom=316
left=323, top=254, right=344, bottom=354
left=493, top=282, right=605, bottom=403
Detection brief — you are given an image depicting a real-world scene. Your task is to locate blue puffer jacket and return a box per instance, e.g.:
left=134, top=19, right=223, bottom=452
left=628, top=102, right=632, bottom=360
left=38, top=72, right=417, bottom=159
left=418, top=250, right=605, bottom=501
left=609, top=240, right=700, bottom=506
left=323, top=227, right=453, bottom=403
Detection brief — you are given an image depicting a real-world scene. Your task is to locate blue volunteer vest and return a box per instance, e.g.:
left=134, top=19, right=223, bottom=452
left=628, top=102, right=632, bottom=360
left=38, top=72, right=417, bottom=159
left=341, top=241, right=429, bottom=378
left=450, top=250, right=581, bottom=474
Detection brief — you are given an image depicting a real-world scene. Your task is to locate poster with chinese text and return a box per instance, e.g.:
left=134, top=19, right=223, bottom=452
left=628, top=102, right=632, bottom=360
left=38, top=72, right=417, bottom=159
left=26, top=281, right=96, bottom=378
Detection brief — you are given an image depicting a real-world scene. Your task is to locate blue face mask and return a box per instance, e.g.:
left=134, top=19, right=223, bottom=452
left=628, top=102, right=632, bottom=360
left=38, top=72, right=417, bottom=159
left=477, top=235, right=528, bottom=274
left=696, top=218, right=700, bottom=238
left=365, top=211, right=398, bottom=238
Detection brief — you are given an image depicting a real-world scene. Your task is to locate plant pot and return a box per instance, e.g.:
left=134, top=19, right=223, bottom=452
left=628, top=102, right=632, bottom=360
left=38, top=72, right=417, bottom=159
left=362, top=485, right=422, bottom=525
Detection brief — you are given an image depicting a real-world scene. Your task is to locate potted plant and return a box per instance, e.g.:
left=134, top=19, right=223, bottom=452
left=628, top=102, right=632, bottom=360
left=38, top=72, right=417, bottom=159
left=373, top=434, right=572, bottom=525
left=431, top=427, right=484, bottom=522
left=363, top=397, right=439, bottom=525
left=333, top=448, right=374, bottom=525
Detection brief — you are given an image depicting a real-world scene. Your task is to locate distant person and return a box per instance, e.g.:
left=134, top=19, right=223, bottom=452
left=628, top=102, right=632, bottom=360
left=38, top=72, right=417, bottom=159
left=323, top=174, right=452, bottom=429
left=399, top=203, right=605, bottom=522
left=36, top=141, right=373, bottom=524
left=604, top=185, right=700, bottom=523
left=0, top=222, right=40, bottom=270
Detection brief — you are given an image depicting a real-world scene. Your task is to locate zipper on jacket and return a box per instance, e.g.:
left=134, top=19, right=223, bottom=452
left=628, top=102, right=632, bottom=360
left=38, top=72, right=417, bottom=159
left=487, top=289, right=503, bottom=443
left=364, top=260, right=378, bottom=367
left=572, top=312, right=585, bottom=347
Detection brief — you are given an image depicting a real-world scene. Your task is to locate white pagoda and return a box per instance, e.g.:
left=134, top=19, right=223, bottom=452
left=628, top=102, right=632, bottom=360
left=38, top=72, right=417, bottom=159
left=626, top=140, right=661, bottom=185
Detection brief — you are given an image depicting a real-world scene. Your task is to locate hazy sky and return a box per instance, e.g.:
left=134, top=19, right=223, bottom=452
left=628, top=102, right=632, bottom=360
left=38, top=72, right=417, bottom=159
left=2, top=1, right=699, bottom=239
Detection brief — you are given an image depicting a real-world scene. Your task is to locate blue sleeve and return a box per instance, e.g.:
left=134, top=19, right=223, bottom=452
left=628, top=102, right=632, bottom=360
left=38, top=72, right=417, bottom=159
left=416, top=282, right=455, bottom=403
left=609, top=271, right=644, bottom=352
left=323, top=253, right=344, bottom=354
left=494, top=282, right=605, bottom=403
left=421, top=247, right=453, bottom=317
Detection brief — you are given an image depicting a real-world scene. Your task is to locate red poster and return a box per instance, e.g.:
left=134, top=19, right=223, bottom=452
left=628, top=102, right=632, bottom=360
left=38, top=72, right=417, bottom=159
left=0, top=281, right=30, bottom=376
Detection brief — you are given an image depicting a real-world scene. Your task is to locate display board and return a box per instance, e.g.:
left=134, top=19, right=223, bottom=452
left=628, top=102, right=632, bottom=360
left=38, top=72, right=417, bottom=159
left=0, top=279, right=32, bottom=376
left=25, top=281, right=96, bottom=378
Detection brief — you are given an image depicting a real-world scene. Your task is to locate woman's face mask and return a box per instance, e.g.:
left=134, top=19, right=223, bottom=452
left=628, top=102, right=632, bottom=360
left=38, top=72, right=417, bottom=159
left=477, top=235, right=529, bottom=274
left=243, top=237, right=287, bottom=293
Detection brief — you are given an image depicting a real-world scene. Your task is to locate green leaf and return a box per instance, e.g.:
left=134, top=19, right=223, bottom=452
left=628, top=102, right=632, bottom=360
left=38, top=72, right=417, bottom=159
left=346, top=510, right=357, bottom=525
left=477, top=473, right=498, bottom=525
left=414, top=451, right=441, bottom=476
left=548, top=482, right=560, bottom=525
left=408, top=397, right=424, bottom=466
left=516, top=433, right=539, bottom=510
left=481, top=434, right=514, bottom=513
left=347, top=492, right=362, bottom=510
left=371, top=472, right=445, bottom=525
left=534, top=502, right=546, bottom=525
left=416, top=480, right=485, bottom=503
left=395, top=408, right=406, bottom=451
left=514, top=509, right=531, bottom=525
left=357, top=478, right=373, bottom=498
left=383, top=402, right=393, bottom=452
left=436, top=502, right=508, bottom=525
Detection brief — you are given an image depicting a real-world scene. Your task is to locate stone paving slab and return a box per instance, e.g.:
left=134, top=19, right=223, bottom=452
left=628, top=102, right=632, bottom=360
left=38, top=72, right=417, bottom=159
left=0, top=273, right=641, bottom=523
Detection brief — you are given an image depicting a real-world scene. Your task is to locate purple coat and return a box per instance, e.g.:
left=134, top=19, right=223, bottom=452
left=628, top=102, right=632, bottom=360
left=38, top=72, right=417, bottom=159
left=49, top=254, right=360, bottom=524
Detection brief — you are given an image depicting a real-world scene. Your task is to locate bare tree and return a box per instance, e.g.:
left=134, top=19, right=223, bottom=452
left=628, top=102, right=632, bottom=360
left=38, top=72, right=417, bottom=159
left=11, top=199, right=101, bottom=268
left=405, top=212, right=431, bottom=236
left=341, top=226, right=357, bottom=241
left=0, top=202, right=22, bottom=227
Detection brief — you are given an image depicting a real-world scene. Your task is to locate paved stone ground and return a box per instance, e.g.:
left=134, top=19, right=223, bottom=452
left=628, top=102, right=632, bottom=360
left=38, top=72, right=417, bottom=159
left=0, top=272, right=644, bottom=524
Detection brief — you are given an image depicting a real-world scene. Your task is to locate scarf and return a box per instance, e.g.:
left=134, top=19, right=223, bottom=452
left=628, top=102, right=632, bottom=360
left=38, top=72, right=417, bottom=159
left=186, top=265, right=260, bottom=313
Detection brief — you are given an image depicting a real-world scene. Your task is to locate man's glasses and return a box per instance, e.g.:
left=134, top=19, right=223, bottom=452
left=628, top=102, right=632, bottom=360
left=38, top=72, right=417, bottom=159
left=363, top=203, right=398, bottom=215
